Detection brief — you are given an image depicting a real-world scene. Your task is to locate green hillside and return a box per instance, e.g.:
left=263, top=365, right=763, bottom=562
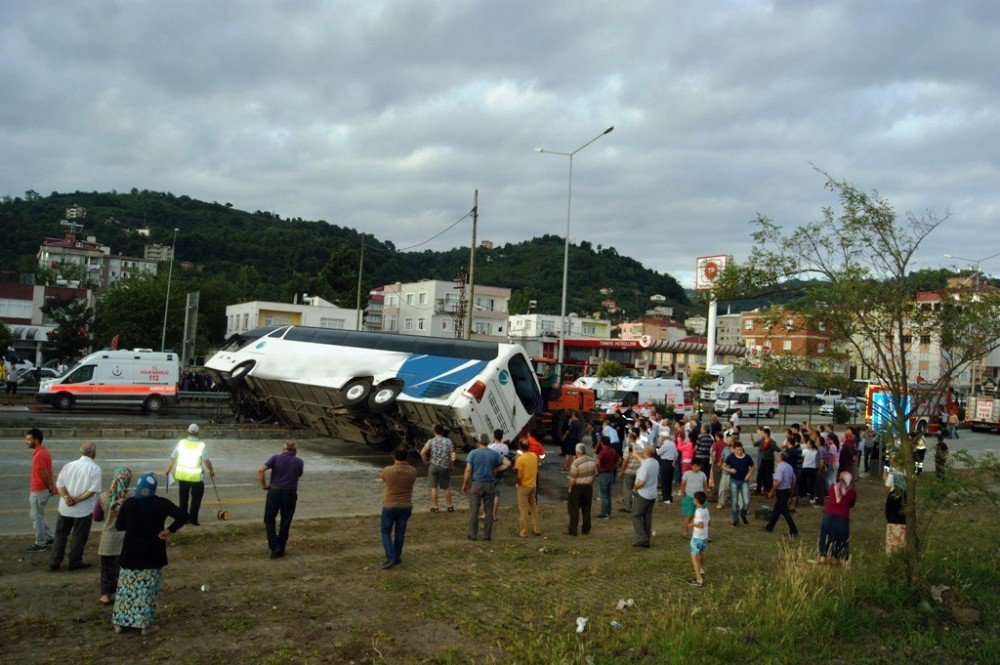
left=0, top=189, right=689, bottom=350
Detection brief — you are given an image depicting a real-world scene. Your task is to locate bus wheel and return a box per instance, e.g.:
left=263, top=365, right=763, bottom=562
left=144, top=395, right=165, bottom=414
left=766, top=408, right=776, bottom=419
left=368, top=381, right=402, bottom=414
left=54, top=393, right=74, bottom=410
left=229, top=361, right=256, bottom=387
left=342, top=377, right=373, bottom=416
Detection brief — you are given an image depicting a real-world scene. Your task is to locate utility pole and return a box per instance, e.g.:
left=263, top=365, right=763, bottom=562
left=355, top=233, right=365, bottom=330
left=465, top=190, right=478, bottom=340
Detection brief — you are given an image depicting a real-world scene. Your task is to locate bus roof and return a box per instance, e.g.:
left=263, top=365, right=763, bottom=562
left=273, top=326, right=502, bottom=361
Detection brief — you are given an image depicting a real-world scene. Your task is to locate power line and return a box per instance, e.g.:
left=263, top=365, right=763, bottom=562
left=395, top=210, right=473, bottom=252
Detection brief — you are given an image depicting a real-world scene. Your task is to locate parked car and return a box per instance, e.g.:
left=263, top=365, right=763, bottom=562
left=814, top=389, right=843, bottom=405
left=819, top=397, right=862, bottom=417
left=17, top=367, right=62, bottom=387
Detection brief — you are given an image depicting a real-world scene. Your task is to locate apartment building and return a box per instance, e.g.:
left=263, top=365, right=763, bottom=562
left=379, top=280, right=511, bottom=342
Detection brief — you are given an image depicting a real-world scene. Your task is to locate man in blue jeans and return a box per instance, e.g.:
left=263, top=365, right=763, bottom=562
left=380, top=446, right=417, bottom=569
left=594, top=436, right=618, bottom=518
left=720, top=441, right=755, bottom=526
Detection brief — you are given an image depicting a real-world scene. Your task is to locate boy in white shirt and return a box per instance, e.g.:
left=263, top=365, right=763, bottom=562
left=687, top=491, right=710, bottom=587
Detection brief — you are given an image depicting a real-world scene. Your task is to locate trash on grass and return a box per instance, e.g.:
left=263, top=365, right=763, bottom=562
left=200, top=584, right=210, bottom=592
left=615, top=598, right=636, bottom=610
left=575, top=617, right=588, bottom=633
left=610, top=621, right=622, bottom=629
left=930, top=584, right=950, bottom=604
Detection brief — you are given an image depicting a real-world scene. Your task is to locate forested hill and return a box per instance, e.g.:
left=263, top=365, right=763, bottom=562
left=0, top=189, right=688, bottom=317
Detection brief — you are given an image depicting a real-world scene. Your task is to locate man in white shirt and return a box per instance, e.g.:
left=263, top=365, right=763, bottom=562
left=50, top=442, right=102, bottom=571
left=656, top=434, right=678, bottom=504
left=601, top=420, right=620, bottom=447
left=631, top=445, right=660, bottom=548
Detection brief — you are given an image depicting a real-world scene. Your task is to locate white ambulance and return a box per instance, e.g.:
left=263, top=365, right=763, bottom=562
left=713, top=383, right=780, bottom=418
left=572, top=376, right=695, bottom=418
left=36, top=349, right=180, bottom=412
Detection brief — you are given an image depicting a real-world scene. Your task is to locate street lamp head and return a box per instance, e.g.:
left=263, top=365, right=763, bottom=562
left=534, top=147, right=544, bottom=153
left=174, top=227, right=179, bottom=233
left=943, top=254, right=954, bottom=259
left=603, top=126, right=614, bottom=135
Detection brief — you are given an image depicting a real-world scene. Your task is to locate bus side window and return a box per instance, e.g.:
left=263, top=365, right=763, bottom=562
left=507, top=354, right=541, bottom=415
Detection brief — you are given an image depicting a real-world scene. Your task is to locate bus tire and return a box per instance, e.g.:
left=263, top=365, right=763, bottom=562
left=229, top=361, right=256, bottom=387
left=368, top=381, right=402, bottom=414
left=144, top=395, right=165, bottom=414
left=342, top=377, right=373, bottom=416
left=54, top=393, right=74, bottom=410
left=766, top=408, right=776, bottom=419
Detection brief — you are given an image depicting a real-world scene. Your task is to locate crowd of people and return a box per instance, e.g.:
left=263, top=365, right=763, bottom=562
left=21, top=406, right=941, bottom=634
left=22, top=424, right=305, bottom=635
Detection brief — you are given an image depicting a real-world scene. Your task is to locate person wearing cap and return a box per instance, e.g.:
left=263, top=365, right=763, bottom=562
left=259, top=441, right=304, bottom=558
left=164, top=423, right=214, bottom=526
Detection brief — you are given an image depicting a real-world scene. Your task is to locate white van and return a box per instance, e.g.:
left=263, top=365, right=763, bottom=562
left=36, top=349, right=180, bottom=412
left=713, top=383, right=780, bottom=418
left=204, top=325, right=542, bottom=449
left=572, top=376, right=694, bottom=419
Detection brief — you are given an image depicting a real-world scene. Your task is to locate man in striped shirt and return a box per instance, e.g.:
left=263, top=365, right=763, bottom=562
left=565, top=443, right=596, bottom=536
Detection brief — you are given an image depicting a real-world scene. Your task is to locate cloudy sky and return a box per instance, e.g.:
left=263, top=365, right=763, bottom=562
left=2, top=0, right=998, bottom=286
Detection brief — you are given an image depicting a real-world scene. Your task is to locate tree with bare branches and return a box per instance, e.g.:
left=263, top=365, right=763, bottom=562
left=710, top=173, right=1000, bottom=581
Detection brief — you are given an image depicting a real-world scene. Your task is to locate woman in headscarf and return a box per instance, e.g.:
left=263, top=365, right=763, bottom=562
left=111, top=472, right=187, bottom=636
left=98, top=467, right=132, bottom=605
left=817, top=470, right=857, bottom=562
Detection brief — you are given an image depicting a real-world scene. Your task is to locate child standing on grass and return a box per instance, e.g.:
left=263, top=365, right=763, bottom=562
left=688, top=491, right=709, bottom=587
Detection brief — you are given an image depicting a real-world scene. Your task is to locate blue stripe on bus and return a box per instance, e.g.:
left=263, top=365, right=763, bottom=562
left=397, top=355, right=488, bottom=399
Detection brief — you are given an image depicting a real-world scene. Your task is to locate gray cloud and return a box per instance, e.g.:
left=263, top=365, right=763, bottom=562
left=2, top=0, right=998, bottom=286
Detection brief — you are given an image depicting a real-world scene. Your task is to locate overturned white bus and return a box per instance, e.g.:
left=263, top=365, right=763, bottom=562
left=205, top=325, right=542, bottom=449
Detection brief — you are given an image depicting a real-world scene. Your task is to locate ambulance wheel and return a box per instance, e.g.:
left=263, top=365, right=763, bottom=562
left=368, top=381, right=402, bottom=414
left=144, top=395, right=165, bottom=414
left=342, top=377, right=373, bottom=416
left=766, top=409, right=776, bottom=419
left=54, top=393, right=74, bottom=411
left=228, top=361, right=256, bottom=387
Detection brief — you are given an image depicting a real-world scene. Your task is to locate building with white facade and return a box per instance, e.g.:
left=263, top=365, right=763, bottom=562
left=225, top=296, right=359, bottom=337
left=143, top=243, right=174, bottom=263
left=379, top=280, right=510, bottom=342
left=508, top=313, right=611, bottom=340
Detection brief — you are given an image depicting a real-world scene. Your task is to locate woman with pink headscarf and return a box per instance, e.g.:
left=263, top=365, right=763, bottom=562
left=818, top=470, right=856, bottom=562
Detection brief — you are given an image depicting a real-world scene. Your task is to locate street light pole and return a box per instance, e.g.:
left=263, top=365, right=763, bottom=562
left=160, top=227, right=179, bottom=352
left=536, top=126, right=614, bottom=379
left=944, top=251, right=1000, bottom=289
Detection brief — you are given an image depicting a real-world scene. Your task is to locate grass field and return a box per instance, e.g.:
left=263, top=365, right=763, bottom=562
left=1, top=472, right=997, bottom=664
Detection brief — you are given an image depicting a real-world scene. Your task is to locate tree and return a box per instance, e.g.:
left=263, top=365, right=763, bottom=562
left=0, top=321, right=14, bottom=355
left=712, top=173, right=1000, bottom=582
left=751, top=354, right=850, bottom=394
left=688, top=369, right=713, bottom=392
left=595, top=360, right=627, bottom=382
left=41, top=295, right=94, bottom=362
left=93, top=272, right=183, bottom=352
